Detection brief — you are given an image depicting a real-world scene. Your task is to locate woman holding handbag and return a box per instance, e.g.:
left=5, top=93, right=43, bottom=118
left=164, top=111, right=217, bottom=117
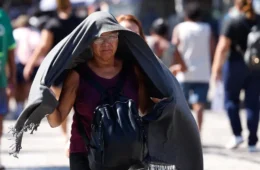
left=10, top=11, right=203, bottom=170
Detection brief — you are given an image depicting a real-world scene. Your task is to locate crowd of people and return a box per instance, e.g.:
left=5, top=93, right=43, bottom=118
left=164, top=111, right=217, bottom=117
left=0, top=0, right=259, bottom=169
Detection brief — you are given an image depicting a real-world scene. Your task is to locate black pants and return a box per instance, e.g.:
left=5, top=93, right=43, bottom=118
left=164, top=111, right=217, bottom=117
left=70, top=153, right=90, bottom=170
left=223, top=59, right=260, bottom=146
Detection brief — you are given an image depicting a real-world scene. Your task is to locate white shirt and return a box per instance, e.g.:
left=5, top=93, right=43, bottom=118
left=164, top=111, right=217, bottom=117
left=13, top=27, right=43, bottom=65
left=175, top=21, right=211, bottom=83
left=146, top=35, right=175, bottom=68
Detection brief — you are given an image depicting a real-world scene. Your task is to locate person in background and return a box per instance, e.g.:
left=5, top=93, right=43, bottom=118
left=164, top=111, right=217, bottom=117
left=87, top=2, right=101, bottom=15
left=117, top=14, right=146, bottom=40
left=172, top=2, right=215, bottom=132
left=224, top=0, right=244, bottom=20
left=23, top=0, right=81, bottom=142
left=146, top=18, right=175, bottom=67
left=0, top=8, right=16, bottom=170
left=146, top=18, right=187, bottom=72
left=117, top=15, right=186, bottom=76
left=12, top=15, right=43, bottom=119
left=212, top=0, right=260, bottom=152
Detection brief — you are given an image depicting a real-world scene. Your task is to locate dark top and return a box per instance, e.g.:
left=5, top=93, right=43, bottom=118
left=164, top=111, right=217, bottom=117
left=44, top=14, right=82, bottom=48
left=70, top=63, right=139, bottom=153
left=221, top=14, right=258, bottom=60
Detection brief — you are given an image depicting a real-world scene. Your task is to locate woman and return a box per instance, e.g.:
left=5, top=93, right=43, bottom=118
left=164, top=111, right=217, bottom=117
left=11, top=12, right=203, bottom=170
left=147, top=18, right=187, bottom=73
left=12, top=15, right=43, bottom=119
left=48, top=31, right=150, bottom=169
left=172, top=2, right=214, bottom=132
left=212, top=0, right=260, bottom=152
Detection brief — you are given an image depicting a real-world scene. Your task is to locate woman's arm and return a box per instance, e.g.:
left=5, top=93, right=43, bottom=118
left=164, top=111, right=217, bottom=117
left=23, top=29, right=53, bottom=80
left=170, top=25, right=187, bottom=75
left=210, top=31, right=216, bottom=65
left=211, top=35, right=231, bottom=80
left=47, top=70, right=79, bottom=128
left=172, top=24, right=180, bottom=46
left=169, top=49, right=187, bottom=75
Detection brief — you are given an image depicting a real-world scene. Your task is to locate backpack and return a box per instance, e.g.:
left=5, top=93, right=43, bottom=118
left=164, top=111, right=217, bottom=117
left=236, top=16, right=260, bottom=71
left=75, top=64, right=147, bottom=170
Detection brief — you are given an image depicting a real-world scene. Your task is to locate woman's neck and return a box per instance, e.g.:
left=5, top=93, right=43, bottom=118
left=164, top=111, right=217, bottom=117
left=58, top=9, right=71, bottom=19
left=90, top=58, right=119, bottom=69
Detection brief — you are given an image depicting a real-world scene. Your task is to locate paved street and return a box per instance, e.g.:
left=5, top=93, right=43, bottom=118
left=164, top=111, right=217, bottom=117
left=1, top=110, right=260, bottom=170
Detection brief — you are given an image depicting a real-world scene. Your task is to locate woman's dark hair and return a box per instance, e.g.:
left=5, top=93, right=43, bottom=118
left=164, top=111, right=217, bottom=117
left=150, top=18, right=169, bottom=37
left=184, top=2, right=202, bottom=21
left=12, top=15, right=30, bottom=29
left=241, top=0, right=255, bottom=19
left=56, top=0, right=71, bottom=11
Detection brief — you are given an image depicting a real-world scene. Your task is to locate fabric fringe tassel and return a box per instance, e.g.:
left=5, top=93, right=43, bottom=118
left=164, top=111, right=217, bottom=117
left=8, top=123, right=40, bottom=158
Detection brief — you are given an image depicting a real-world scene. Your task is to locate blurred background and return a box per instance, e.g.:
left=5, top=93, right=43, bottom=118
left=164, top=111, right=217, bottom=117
left=0, top=0, right=252, bottom=35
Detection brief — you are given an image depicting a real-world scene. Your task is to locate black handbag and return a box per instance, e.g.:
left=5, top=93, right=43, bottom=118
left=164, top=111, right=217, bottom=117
left=75, top=64, right=147, bottom=170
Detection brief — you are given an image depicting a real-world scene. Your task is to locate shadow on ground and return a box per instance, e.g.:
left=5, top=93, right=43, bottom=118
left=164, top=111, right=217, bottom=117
left=7, top=167, right=69, bottom=170
left=203, top=144, right=260, bottom=165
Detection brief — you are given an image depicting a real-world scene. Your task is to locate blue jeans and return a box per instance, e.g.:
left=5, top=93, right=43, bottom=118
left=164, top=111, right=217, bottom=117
left=181, top=82, right=209, bottom=104
left=223, top=59, right=260, bottom=146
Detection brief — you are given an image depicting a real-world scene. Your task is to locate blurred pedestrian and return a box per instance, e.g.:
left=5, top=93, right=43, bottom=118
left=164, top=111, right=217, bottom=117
left=87, top=2, right=101, bottom=15
left=23, top=0, right=81, bottom=142
left=212, top=0, right=260, bottom=152
left=0, top=8, right=16, bottom=170
left=12, top=15, right=43, bottom=119
left=172, top=2, right=215, bottom=132
left=147, top=18, right=174, bottom=67
left=117, top=14, right=146, bottom=39
left=146, top=18, right=187, bottom=73
left=225, top=0, right=244, bottom=20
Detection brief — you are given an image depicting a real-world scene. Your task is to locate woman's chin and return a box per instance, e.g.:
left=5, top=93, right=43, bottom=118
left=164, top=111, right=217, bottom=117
left=99, top=54, right=114, bottom=61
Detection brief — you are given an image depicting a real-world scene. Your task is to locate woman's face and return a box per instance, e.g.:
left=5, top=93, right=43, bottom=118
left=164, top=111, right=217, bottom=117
left=119, top=20, right=140, bottom=35
left=91, top=31, right=119, bottom=62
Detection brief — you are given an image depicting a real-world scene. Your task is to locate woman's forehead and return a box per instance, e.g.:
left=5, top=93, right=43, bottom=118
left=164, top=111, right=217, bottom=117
left=100, top=31, right=118, bottom=37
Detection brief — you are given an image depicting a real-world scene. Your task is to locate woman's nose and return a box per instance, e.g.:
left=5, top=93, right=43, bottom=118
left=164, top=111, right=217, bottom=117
left=101, top=40, right=111, bottom=47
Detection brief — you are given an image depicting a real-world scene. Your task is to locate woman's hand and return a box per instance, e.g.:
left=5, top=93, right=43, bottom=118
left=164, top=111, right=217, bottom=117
left=151, top=97, right=168, bottom=103
left=169, top=64, right=185, bottom=75
left=23, top=63, right=34, bottom=81
left=47, top=70, right=79, bottom=128
left=211, top=67, right=222, bottom=82
left=211, top=35, right=231, bottom=82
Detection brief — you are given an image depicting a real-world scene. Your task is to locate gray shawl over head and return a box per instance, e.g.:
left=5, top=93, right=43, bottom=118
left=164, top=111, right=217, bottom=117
left=10, top=12, right=203, bottom=170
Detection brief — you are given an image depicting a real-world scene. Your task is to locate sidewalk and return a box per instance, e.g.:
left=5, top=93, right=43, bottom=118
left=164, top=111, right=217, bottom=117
left=1, top=110, right=260, bottom=170
left=201, top=110, right=260, bottom=170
